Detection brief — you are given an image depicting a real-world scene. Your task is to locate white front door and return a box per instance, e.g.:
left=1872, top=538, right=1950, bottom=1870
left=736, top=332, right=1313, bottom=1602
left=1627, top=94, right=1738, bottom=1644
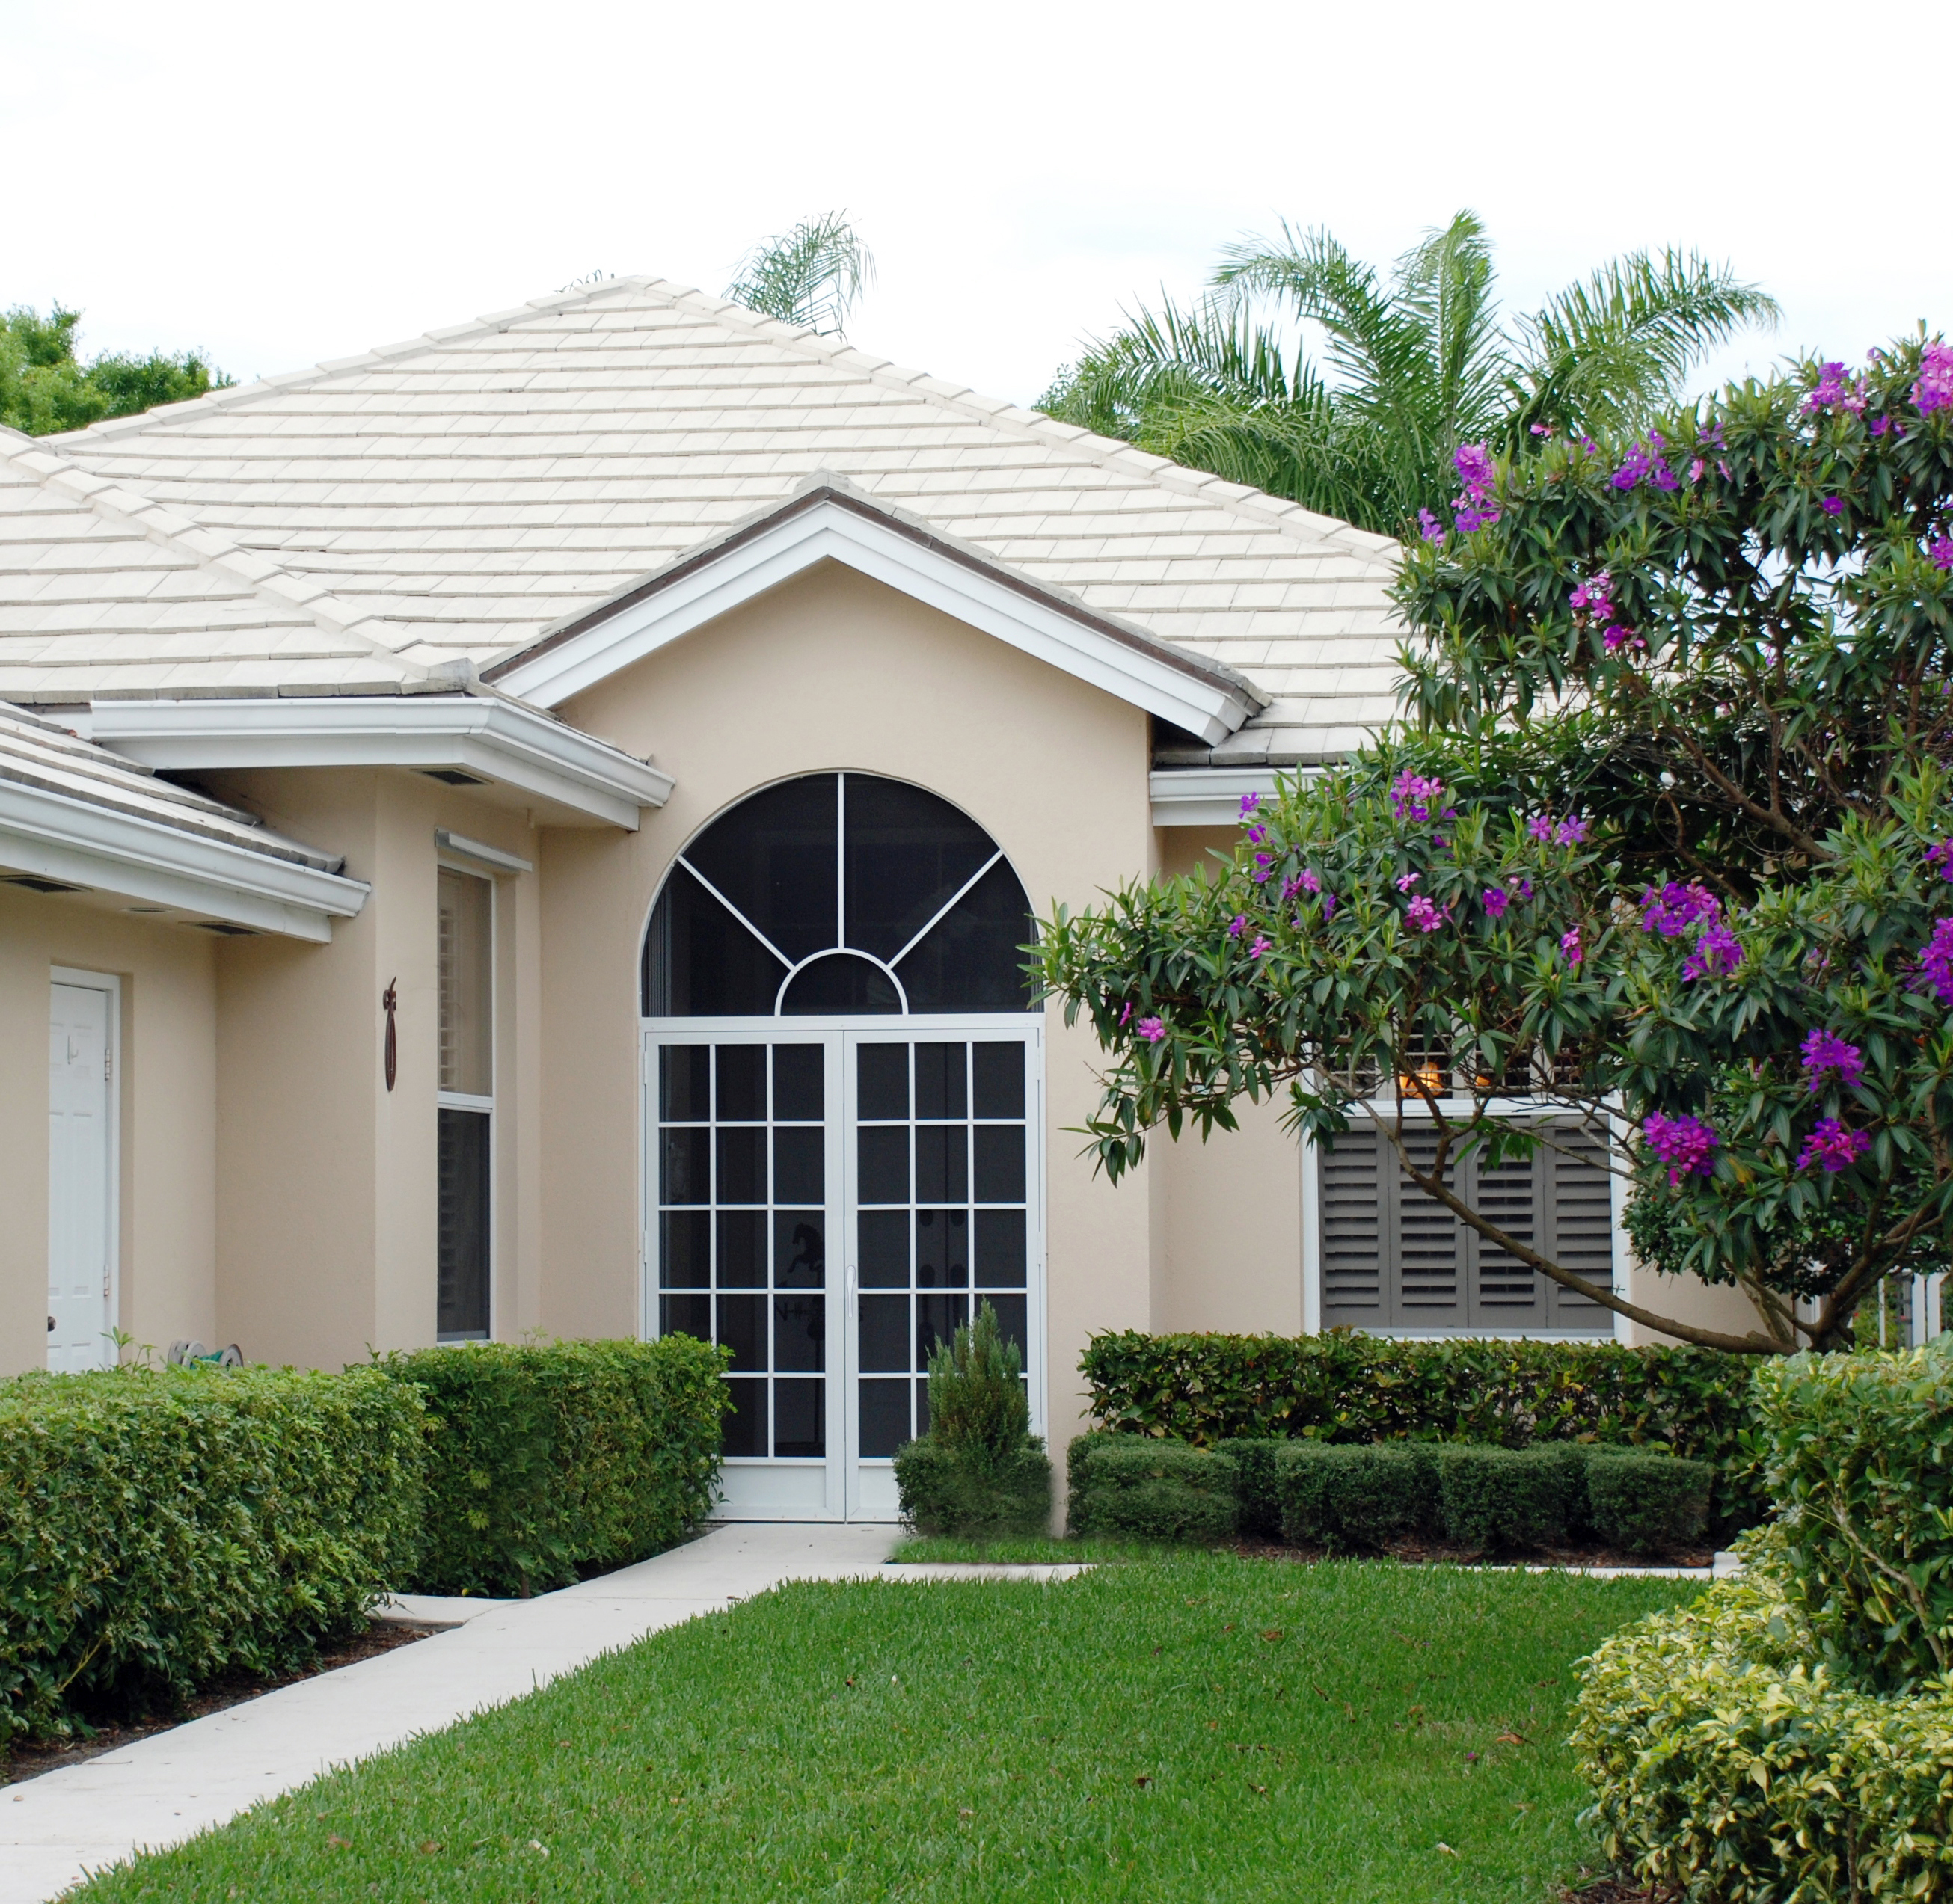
left=48, top=980, right=115, bottom=1372
left=643, top=1020, right=1043, bottom=1521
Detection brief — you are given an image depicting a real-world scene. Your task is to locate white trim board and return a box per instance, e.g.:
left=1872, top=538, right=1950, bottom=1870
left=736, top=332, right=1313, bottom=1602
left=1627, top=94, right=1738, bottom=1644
left=1149, top=767, right=1308, bottom=828
left=49, top=967, right=120, bottom=1371
left=490, top=489, right=1264, bottom=745
left=0, top=777, right=369, bottom=942
left=87, top=695, right=672, bottom=830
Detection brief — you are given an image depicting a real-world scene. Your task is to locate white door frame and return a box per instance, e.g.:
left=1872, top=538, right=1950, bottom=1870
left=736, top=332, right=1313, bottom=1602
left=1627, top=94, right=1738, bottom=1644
left=640, top=1013, right=1046, bottom=1522
left=49, top=968, right=121, bottom=1371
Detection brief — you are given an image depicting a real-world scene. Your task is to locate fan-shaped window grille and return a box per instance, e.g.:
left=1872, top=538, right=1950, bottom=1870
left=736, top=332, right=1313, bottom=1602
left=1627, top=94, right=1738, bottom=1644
left=643, top=774, right=1037, bottom=1016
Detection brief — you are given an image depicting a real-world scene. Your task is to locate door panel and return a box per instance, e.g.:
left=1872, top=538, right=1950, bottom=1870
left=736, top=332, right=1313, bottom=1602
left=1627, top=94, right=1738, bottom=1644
left=48, top=983, right=113, bottom=1373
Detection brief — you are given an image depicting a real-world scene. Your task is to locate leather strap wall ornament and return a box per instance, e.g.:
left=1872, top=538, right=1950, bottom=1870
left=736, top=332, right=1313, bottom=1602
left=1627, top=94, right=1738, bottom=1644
left=382, top=979, right=398, bottom=1092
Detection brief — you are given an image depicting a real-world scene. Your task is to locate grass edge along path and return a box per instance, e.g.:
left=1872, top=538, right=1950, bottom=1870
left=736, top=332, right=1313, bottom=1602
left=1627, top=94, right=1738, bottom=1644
left=73, top=1558, right=1692, bottom=1903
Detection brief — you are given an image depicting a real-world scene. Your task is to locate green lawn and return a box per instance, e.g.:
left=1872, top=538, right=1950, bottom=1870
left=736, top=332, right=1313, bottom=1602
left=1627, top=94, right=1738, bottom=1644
left=78, top=1557, right=1690, bottom=1903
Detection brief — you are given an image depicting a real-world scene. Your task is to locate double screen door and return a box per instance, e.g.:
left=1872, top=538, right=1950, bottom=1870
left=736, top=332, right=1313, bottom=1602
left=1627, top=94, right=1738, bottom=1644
left=643, top=1022, right=1043, bottom=1520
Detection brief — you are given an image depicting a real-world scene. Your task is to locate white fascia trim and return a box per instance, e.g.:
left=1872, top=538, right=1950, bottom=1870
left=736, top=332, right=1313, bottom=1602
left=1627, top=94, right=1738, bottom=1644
left=1149, top=766, right=1316, bottom=827
left=0, top=779, right=369, bottom=942
left=435, top=829, right=533, bottom=874
left=88, top=697, right=672, bottom=830
left=494, top=503, right=1260, bottom=744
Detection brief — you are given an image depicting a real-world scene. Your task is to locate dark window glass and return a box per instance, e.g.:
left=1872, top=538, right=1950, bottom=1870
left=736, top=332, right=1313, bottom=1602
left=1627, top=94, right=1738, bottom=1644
left=974, top=1125, right=1025, bottom=1203
left=859, top=1209, right=909, bottom=1286
left=717, top=1045, right=766, bottom=1120
left=972, top=1042, right=1024, bottom=1119
left=782, top=953, right=900, bottom=1015
left=659, top=1292, right=711, bottom=1339
left=858, top=1295, right=910, bottom=1372
left=772, top=1127, right=823, bottom=1203
left=660, top=1045, right=711, bottom=1120
left=916, top=1209, right=968, bottom=1287
left=659, top=1211, right=711, bottom=1287
left=773, top=1045, right=824, bottom=1120
left=844, top=777, right=997, bottom=960
left=684, top=775, right=838, bottom=965
left=716, top=1128, right=767, bottom=1204
left=642, top=865, right=789, bottom=1016
left=717, top=1212, right=767, bottom=1288
left=975, top=1209, right=1027, bottom=1287
left=857, top=1044, right=908, bottom=1119
left=858, top=1379, right=911, bottom=1458
left=917, top=1294, right=968, bottom=1366
left=915, top=1125, right=968, bottom=1203
left=717, top=1294, right=766, bottom=1372
left=857, top=1127, right=909, bottom=1203
left=773, top=1212, right=824, bottom=1287
left=660, top=1128, right=709, bottom=1205
left=723, top=1379, right=766, bottom=1457
left=437, top=1106, right=491, bottom=1338
left=914, top=1043, right=967, bottom=1118
left=895, top=859, right=1037, bottom=1013
left=773, top=1294, right=824, bottom=1372
left=773, top=1378, right=824, bottom=1458
left=983, top=1293, right=1028, bottom=1360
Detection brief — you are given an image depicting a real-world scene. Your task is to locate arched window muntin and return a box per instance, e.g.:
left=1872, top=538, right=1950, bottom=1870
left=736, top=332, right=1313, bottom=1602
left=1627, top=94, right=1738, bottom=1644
left=640, top=771, right=1040, bottom=1022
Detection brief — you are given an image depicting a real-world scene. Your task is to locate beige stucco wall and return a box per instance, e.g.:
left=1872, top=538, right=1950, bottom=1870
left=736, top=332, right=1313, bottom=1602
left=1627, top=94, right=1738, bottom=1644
left=0, top=885, right=217, bottom=1374
left=200, top=767, right=541, bottom=1369
left=547, top=559, right=1158, bottom=1447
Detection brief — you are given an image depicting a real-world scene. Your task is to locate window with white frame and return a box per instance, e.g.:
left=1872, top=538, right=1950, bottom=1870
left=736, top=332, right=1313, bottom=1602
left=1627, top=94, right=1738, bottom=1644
left=437, top=865, right=493, bottom=1339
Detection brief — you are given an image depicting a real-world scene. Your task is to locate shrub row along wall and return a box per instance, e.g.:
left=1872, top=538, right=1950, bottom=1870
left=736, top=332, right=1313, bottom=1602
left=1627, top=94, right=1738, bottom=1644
left=384, top=1337, right=730, bottom=1597
left=1080, top=1331, right=1762, bottom=1534
left=1068, top=1434, right=1712, bottom=1556
left=0, top=1366, right=425, bottom=1747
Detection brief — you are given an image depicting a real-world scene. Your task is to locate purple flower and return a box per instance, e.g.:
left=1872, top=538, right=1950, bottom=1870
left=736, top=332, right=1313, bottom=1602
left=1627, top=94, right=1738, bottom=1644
left=1919, top=918, right=1953, bottom=1004
left=1871, top=416, right=1892, bottom=437
left=1320, top=892, right=1338, bottom=919
left=1453, top=442, right=1497, bottom=500
left=1248, top=934, right=1272, bottom=958
left=1804, top=361, right=1848, bottom=413
left=1453, top=504, right=1500, bottom=535
left=1228, top=914, right=1248, bottom=938
left=1526, top=814, right=1554, bottom=842
left=1482, top=887, right=1510, bottom=919
left=1117, top=1001, right=1132, bottom=1028
left=1821, top=496, right=1844, bottom=517
left=1640, top=882, right=1720, bottom=937
left=1418, top=507, right=1447, bottom=546
left=1239, top=791, right=1261, bottom=820
left=1652, top=465, right=1681, bottom=492
left=1925, top=839, right=1953, bottom=881
left=1138, top=1016, right=1165, bottom=1044
left=1643, top=1111, right=1718, bottom=1186
left=1245, top=823, right=1267, bottom=845
left=1683, top=921, right=1744, bottom=981
left=1930, top=536, right=1953, bottom=571
left=1506, top=876, right=1533, bottom=902
left=1554, top=815, right=1590, bottom=847
left=1300, top=868, right=1323, bottom=894
left=1612, top=441, right=1658, bottom=490
left=1530, top=422, right=1554, bottom=437
left=1602, top=624, right=1644, bottom=654
left=1717, top=459, right=1734, bottom=481
left=1797, top=1117, right=1871, bottom=1174
left=1396, top=872, right=1421, bottom=892
left=1390, top=771, right=1447, bottom=823
left=1913, top=342, right=1953, bottom=415
left=1689, top=458, right=1706, bottom=482
left=1800, top=1029, right=1865, bottom=1092
left=1406, top=894, right=1448, bottom=933
left=1569, top=571, right=1614, bottom=621
left=1560, top=925, right=1583, bottom=966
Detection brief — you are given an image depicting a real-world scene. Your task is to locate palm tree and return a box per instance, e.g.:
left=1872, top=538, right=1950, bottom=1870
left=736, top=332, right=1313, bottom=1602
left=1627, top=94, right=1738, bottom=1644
left=1038, top=212, right=1779, bottom=535
left=724, top=212, right=874, bottom=339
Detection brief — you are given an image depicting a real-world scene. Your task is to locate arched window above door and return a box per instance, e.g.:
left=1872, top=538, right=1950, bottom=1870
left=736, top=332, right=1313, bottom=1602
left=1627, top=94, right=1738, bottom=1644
left=642, top=774, right=1037, bottom=1016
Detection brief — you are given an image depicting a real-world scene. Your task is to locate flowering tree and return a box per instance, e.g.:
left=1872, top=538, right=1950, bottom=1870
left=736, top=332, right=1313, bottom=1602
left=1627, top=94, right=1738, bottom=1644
left=1037, top=339, right=1953, bottom=1352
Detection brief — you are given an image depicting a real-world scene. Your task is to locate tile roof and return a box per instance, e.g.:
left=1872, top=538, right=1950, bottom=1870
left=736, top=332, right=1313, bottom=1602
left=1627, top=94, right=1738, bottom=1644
left=7, top=278, right=1410, bottom=761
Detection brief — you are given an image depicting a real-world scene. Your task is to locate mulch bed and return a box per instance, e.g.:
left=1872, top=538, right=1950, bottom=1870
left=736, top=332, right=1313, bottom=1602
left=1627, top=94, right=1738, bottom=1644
left=1227, top=1536, right=1713, bottom=1570
left=1560, top=1883, right=1678, bottom=1903
left=2, top=1620, right=431, bottom=1787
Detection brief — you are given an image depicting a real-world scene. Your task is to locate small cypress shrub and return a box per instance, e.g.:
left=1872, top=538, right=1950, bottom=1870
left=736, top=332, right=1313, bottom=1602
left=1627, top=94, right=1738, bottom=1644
left=1279, top=1443, right=1438, bottom=1552
left=1586, top=1449, right=1713, bottom=1556
left=1067, top=1436, right=1237, bottom=1542
left=894, top=1302, right=1050, bottom=1537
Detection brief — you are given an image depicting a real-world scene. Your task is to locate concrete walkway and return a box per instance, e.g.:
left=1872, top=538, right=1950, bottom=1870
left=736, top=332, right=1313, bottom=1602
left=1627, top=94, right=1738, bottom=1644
left=1, top=1522, right=902, bottom=1903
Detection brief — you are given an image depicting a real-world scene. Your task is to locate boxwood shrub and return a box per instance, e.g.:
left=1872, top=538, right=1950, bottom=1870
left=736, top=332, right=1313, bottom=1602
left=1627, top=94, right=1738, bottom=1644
left=0, top=1365, right=426, bottom=1746
left=1067, top=1434, right=1237, bottom=1542
left=894, top=1440, right=1051, bottom=1537
left=383, top=1337, right=729, bottom=1597
left=1435, top=1443, right=1586, bottom=1551
left=1584, top=1447, right=1712, bottom=1556
left=1277, top=1443, right=1438, bottom=1551
left=1081, top=1330, right=1762, bottom=1535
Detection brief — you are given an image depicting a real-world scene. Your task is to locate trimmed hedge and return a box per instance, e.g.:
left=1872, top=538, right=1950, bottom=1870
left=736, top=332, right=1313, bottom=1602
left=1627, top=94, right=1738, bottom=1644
left=894, top=1440, right=1051, bottom=1538
left=1278, top=1443, right=1438, bottom=1551
left=1585, top=1448, right=1711, bottom=1555
left=1435, top=1443, right=1585, bottom=1551
left=382, top=1338, right=729, bottom=1597
left=1082, top=1330, right=1762, bottom=1535
left=0, top=1366, right=426, bottom=1746
left=1067, top=1434, right=1238, bottom=1542
left=1573, top=1561, right=1953, bottom=1900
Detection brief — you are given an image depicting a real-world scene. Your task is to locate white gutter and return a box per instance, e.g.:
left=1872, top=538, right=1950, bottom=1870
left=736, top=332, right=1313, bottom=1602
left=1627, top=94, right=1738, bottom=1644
left=0, top=779, right=369, bottom=942
left=1148, top=767, right=1317, bottom=828
left=88, top=695, right=672, bottom=830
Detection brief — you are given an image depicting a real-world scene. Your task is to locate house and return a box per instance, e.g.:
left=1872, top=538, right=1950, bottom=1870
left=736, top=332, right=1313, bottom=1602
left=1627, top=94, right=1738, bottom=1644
left=0, top=277, right=1753, bottom=1517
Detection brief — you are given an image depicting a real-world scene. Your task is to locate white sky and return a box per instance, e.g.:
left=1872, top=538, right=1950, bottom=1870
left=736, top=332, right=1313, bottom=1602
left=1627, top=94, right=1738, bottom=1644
left=7, top=0, right=1947, bottom=414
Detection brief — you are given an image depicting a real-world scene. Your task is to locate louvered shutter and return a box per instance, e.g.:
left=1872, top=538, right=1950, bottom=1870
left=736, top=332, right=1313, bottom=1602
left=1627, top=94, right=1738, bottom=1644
left=1388, top=1125, right=1462, bottom=1326
left=1542, top=1123, right=1613, bottom=1328
left=1465, top=1144, right=1545, bottom=1329
left=1319, top=1130, right=1383, bottom=1327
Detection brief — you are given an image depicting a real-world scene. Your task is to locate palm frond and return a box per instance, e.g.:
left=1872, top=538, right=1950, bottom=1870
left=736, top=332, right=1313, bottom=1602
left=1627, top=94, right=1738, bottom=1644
left=1391, top=211, right=1509, bottom=443
left=724, top=212, right=875, bottom=337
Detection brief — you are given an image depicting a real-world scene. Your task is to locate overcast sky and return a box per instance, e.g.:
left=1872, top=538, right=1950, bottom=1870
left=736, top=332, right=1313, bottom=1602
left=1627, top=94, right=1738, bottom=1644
left=8, top=0, right=1947, bottom=414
